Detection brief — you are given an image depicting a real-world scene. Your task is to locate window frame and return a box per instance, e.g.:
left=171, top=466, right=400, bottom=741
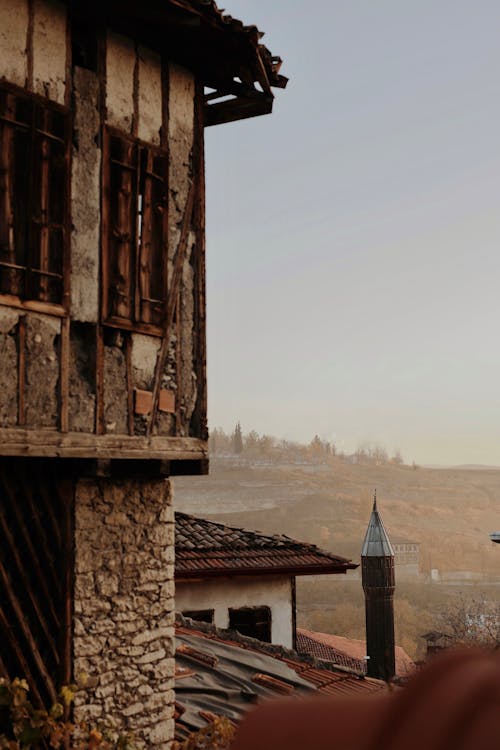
left=0, top=81, right=71, bottom=316
left=228, top=605, right=272, bottom=643
left=101, top=125, right=169, bottom=337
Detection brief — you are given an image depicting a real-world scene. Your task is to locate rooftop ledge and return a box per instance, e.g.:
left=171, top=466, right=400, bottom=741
left=0, top=428, right=208, bottom=470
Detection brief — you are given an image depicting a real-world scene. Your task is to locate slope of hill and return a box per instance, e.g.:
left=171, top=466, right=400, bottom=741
left=174, top=457, right=500, bottom=577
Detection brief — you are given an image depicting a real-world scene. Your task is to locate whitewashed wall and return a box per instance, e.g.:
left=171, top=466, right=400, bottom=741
left=176, top=575, right=295, bottom=649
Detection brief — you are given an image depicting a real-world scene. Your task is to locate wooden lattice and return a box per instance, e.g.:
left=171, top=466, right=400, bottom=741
left=0, top=459, right=73, bottom=707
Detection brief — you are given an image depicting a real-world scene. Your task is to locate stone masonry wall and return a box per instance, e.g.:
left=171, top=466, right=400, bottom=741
left=74, top=478, right=175, bottom=748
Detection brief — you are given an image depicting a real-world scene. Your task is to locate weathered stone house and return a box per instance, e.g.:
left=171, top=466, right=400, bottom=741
left=0, top=1, right=285, bottom=745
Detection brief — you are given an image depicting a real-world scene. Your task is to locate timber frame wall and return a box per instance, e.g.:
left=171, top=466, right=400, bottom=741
left=0, top=1, right=208, bottom=474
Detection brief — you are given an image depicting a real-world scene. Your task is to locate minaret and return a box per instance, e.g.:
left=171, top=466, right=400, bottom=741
left=361, top=491, right=396, bottom=681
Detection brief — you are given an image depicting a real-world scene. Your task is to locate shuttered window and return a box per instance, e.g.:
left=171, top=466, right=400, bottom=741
left=0, top=84, right=70, bottom=306
left=103, top=127, right=168, bottom=332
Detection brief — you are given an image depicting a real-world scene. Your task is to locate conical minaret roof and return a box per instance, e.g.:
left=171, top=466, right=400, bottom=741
left=361, top=491, right=394, bottom=557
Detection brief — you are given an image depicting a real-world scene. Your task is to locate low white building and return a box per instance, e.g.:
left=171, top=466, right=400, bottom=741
left=175, top=513, right=357, bottom=649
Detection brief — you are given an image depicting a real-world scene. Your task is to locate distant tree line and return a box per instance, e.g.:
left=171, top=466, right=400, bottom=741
left=208, top=424, right=406, bottom=467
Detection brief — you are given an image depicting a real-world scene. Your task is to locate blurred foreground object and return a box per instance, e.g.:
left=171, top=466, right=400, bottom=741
left=232, top=649, right=500, bottom=750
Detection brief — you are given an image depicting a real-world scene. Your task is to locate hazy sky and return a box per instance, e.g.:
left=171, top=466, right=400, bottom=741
left=204, top=0, right=500, bottom=466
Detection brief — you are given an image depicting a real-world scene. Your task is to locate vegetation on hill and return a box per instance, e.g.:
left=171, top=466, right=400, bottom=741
left=175, top=425, right=500, bottom=659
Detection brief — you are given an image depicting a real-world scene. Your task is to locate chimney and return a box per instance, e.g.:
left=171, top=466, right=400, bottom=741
left=361, top=491, right=396, bottom=681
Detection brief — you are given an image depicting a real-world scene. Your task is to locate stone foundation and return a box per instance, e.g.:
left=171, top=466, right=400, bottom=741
left=74, top=477, right=175, bottom=747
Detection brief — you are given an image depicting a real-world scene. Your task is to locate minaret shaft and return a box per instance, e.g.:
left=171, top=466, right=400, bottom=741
left=362, top=557, right=395, bottom=680
left=361, top=493, right=396, bottom=682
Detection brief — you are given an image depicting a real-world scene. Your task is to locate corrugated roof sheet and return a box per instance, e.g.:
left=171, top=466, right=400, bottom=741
left=174, top=618, right=387, bottom=741
left=175, top=512, right=357, bottom=578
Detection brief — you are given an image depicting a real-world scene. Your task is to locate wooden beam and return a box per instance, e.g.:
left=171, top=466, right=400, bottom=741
left=17, top=316, right=26, bottom=426
left=0, top=561, right=58, bottom=704
left=59, top=316, right=70, bottom=432
left=204, top=95, right=273, bottom=127
left=0, top=471, right=60, bottom=629
left=147, top=180, right=195, bottom=435
left=0, top=605, right=44, bottom=707
left=0, top=428, right=208, bottom=461
left=0, top=504, right=59, bottom=667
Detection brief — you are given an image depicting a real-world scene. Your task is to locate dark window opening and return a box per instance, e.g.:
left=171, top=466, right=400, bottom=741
left=182, top=609, right=215, bottom=624
left=71, top=19, right=99, bottom=72
left=228, top=606, right=272, bottom=643
left=0, top=84, right=70, bottom=305
left=103, top=128, right=168, bottom=332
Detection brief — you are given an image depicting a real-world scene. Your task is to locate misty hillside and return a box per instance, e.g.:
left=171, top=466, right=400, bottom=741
left=174, top=457, right=500, bottom=576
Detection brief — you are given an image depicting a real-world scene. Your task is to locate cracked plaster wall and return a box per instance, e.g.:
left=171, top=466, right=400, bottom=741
left=0, top=308, right=19, bottom=427
left=74, top=477, right=175, bottom=748
left=0, top=0, right=28, bottom=86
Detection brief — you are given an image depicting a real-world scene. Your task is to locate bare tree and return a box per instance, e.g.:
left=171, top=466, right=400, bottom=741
left=439, top=592, right=500, bottom=649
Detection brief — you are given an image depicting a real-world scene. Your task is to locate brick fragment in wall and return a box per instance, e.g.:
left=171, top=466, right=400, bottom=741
left=69, top=323, right=96, bottom=432
left=25, top=313, right=60, bottom=427
left=74, top=477, right=175, bottom=748
left=103, top=336, right=128, bottom=434
left=32, top=0, right=67, bottom=104
left=0, top=0, right=28, bottom=87
left=0, top=309, right=19, bottom=427
left=71, top=67, right=101, bottom=323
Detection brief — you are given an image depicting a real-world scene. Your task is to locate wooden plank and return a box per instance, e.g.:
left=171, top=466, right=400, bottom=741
left=0, top=560, right=58, bottom=704
left=137, top=151, right=153, bottom=324
left=59, top=476, right=74, bottom=689
left=0, top=427, right=208, bottom=460
left=0, top=503, right=59, bottom=666
left=95, top=325, right=105, bottom=434
left=33, top=466, right=62, bottom=550
left=125, top=333, right=134, bottom=435
left=100, top=128, right=110, bottom=321
left=18, top=473, right=61, bottom=597
left=0, top=604, right=44, bottom=707
left=26, top=0, right=34, bottom=91
left=193, top=84, right=208, bottom=440
left=0, top=295, right=65, bottom=317
left=0, top=650, right=10, bottom=680
left=175, top=288, right=181, bottom=434
left=59, top=316, right=70, bottom=432
left=0, top=471, right=60, bottom=629
left=147, top=180, right=195, bottom=435
left=17, top=315, right=26, bottom=426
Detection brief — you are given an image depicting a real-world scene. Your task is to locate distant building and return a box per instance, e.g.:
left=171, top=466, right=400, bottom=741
left=175, top=512, right=357, bottom=649
left=392, top=539, right=420, bottom=578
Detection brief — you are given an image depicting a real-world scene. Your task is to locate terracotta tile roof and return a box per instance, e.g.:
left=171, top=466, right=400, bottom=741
left=297, top=629, right=416, bottom=679
left=174, top=617, right=387, bottom=742
left=175, top=512, right=358, bottom=578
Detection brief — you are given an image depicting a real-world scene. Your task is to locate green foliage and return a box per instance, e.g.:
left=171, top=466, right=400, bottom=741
left=0, top=678, right=135, bottom=750
left=172, top=717, right=235, bottom=750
